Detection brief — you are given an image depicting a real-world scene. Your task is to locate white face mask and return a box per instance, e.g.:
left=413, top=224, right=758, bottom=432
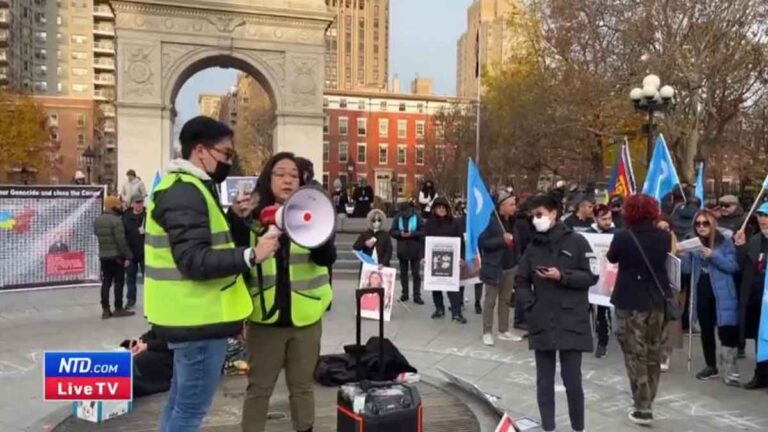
left=533, top=215, right=553, bottom=233
left=372, top=221, right=382, bottom=231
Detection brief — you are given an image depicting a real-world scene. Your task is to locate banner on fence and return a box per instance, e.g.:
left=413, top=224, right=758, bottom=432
left=0, top=185, right=104, bottom=291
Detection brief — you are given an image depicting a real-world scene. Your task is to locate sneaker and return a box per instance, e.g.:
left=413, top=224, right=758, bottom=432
left=743, top=376, right=768, bottom=390
left=413, top=297, right=424, bottom=305
left=112, top=308, right=135, bottom=318
left=125, top=300, right=136, bottom=310
left=431, top=309, right=445, bottom=319
left=482, top=333, right=494, bottom=346
left=660, top=355, right=670, bottom=372
left=695, top=366, right=719, bottom=380
left=101, top=310, right=112, bottom=320
left=595, top=344, right=607, bottom=359
left=724, top=374, right=741, bottom=387
left=497, top=331, right=523, bottom=342
left=474, top=302, right=482, bottom=314
left=628, top=410, right=653, bottom=426
left=452, top=314, right=468, bottom=324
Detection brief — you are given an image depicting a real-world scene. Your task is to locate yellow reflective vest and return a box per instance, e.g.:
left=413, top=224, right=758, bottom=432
left=248, top=237, right=332, bottom=327
left=144, top=172, right=252, bottom=329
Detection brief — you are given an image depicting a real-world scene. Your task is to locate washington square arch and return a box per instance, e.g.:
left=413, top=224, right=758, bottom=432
left=111, top=0, right=332, bottom=182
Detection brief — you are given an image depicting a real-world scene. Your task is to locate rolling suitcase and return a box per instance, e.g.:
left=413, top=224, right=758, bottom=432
left=337, top=287, right=423, bottom=432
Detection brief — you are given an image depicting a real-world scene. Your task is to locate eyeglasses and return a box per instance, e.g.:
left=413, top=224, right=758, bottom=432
left=694, top=220, right=711, bottom=228
left=208, top=147, right=235, bottom=163
left=719, top=203, right=734, bottom=209
left=372, top=218, right=382, bottom=223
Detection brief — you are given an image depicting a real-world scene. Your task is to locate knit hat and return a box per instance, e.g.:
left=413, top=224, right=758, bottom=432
left=496, top=190, right=515, bottom=208
left=104, top=195, right=122, bottom=211
left=74, top=171, right=86, bottom=180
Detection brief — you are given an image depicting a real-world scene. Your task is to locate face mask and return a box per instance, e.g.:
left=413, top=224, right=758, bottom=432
left=372, top=221, right=382, bottom=231
left=533, top=215, right=552, bottom=233
left=761, top=227, right=768, bottom=238
left=204, top=148, right=232, bottom=183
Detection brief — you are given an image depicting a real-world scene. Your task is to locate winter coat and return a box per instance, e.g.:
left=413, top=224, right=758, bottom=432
left=120, top=177, right=147, bottom=203
left=332, top=189, right=349, bottom=214
left=352, top=185, right=374, bottom=218
left=418, top=190, right=437, bottom=216
left=120, top=330, right=172, bottom=398
left=94, top=210, right=133, bottom=260
left=151, top=159, right=250, bottom=282
left=681, top=235, right=740, bottom=327
left=670, top=202, right=699, bottom=240
left=515, top=223, right=598, bottom=352
left=390, top=208, right=424, bottom=260
left=423, top=197, right=464, bottom=258
left=563, top=214, right=594, bottom=233
left=737, top=233, right=768, bottom=341
left=513, top=213, right=534, bottom=258
left=353, top=209, right=393, bottom=266
left=122, top=209, right=146, bottom=259
left=479, top=216, right=517, bottom=286
left=718, top=208, right=746, bottom=236
left=606, top=222, right=672, bottom=311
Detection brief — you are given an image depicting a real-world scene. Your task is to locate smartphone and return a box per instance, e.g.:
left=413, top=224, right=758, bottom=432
left=535, top=266, right=548, bottom=273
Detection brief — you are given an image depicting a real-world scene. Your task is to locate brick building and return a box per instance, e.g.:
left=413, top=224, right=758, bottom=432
left=323, top=89, right=469, bottom=203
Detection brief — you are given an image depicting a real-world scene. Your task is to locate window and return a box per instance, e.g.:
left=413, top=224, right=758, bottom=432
left=35, top=12, right=46, bottom=25
left=338, top=142, right=348, bottom=162
left=34, top=31, right=47, bottom=42
left=49, top=113, right=59, bottom=122
left=76, top=113, right=86, bottom=128
left=416, top=121, right=425, bottom=138
left=338, top=117, right=348, bottom=135
left=379, top=101, right=387, bottom=111
left=71, top=67, right=88, bottom=76
left=416, top=145, right=425, bottom=165
left=77, top=133, right=86, bottom=146
left=57, top=82, right=63, bottom=93
left=71, top=34, right=87, bottom=44
left=357, top=143, right=366, bottom=163
left=323, top=114, right=329, bottom=134
left=358, top=99, right=366, bottom=110
left=35, top=49, right=47, bottom=60
left=357, top=118, right=367, bottom=136
left=435, top=121, right=445, bottom=139
left=57, top=15, right=62, bottom=25
left=72, top=83, right=88, bottom=92
left=340, top=99, right=348, bottom=109
left=323, top=141, right=329, bottom=162
left=323, top=97, right=329, bottom=108
left=417, top=103, right=424, bottom=113
left=397, top=174, right=407, bottom=195
left=322, top=173, right=329, bottom=189
left=378, top=144, right=388, bottom=164
left=36, top=65, right=47, bottom=76
left=34, top=80, right=47, bottom=91
left=71, top=51, right=88, bottom=60
left=378, top=118, right=388, bottom=137
left=398, top=103, right=406, bottom=112
left=397, top=144, right=406, bottom=165
left=397, top=120, right=407, bottom=138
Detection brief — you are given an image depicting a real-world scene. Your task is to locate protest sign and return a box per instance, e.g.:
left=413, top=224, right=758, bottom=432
left=424, top=236, right=461, bottom=292
left=581, top=233, right=617, bottom=307
left=0, top=185, right=104, bottom=291
left=667, top=253, right=682, bottom=291
left=219, top=176, right=258, bottom=207
left=357, top=263, right=396, bottom=321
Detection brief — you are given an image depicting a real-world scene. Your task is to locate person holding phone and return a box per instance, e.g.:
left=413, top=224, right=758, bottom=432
left=515, top=194, right=598, bottom=432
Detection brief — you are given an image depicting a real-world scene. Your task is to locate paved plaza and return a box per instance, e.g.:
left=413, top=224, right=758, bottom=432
left=1, top=280, right=767, bottom=432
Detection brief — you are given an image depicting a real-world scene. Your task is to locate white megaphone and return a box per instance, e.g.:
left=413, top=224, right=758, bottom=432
left=258, top=186, right=336, bottom=249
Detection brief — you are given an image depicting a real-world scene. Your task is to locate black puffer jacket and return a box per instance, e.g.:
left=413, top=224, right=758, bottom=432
left=150, top=159, right=251, bottom=341
left=122, top=209, right=146, bottom=259
left=424, top=197, right=463, bottom=246
left=390, top=206, right=424, bottom=260
left=515, top=223, right=597, bottom=352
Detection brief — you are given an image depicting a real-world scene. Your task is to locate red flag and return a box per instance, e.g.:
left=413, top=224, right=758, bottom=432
left=610, top=145, right=634, bottom=197
left=495, top=414, right=516, bottom=432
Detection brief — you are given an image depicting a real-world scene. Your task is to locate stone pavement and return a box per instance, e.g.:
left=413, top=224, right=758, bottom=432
left=2, top=280, right=768, bottom=432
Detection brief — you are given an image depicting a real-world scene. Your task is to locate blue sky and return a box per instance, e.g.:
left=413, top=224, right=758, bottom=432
left=175, top=0, right=473, bottom=124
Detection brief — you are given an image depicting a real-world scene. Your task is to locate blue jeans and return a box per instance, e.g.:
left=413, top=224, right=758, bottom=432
left=126, top=257, right=144, bottom=303
left=160, top=339, right=228, bottom=432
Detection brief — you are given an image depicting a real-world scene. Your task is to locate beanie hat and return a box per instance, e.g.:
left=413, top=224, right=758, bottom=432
left=496, top=190, right=515, bottom=208
left=104, top=195, right=122, bottom=211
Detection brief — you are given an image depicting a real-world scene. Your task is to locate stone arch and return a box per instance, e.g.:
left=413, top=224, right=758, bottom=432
left=111, top=0, right=331, bottom=184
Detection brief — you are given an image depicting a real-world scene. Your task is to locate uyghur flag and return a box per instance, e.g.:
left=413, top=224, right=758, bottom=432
left=642, top=134, right=681, bottom=201
left=695, top=162, right=705, bottom=209
left=758, top=269, right=768, bottom=362
left=465, top=159, right=494, bottom=270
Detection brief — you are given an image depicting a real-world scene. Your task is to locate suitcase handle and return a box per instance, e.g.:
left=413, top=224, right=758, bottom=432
left=355, top=287, right=385, bottom=380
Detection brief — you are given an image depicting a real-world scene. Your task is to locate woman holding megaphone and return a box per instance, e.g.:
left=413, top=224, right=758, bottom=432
left=233, top=152, right=336, bottom=432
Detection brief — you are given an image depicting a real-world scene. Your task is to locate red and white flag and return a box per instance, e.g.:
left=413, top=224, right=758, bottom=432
left=495, top=414, right=516, bottom=432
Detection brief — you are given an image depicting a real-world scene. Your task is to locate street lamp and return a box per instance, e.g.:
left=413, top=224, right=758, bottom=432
left=630, top=74, right=675, bottom=164
left=81, top=146, right=97, bottom=184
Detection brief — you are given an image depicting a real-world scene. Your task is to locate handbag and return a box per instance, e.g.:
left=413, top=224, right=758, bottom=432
left=627, top=230, right=682, bottom=322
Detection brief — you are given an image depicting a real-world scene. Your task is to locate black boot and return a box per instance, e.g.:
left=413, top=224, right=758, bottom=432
left=744, top=375, right=768, bottom=390
left=101, top=309, right=112, bottom=319
left=431, top=308, right=445, bottom=319
left=452, top=311, right=467, bottom=324
left=413, top=296, right=424, bottom=305
left=400, top=293, right=409, bottom=302
left=474, top=301, right=482, bottom=314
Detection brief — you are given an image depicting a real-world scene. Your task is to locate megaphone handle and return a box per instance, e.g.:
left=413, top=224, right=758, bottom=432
left=266, top=225, right=282, bottom=237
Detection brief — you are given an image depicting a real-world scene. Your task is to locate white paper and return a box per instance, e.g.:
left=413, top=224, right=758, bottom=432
left=677, top=237, right=704, bottom=253
left=580, top=233, right=618, bottom=307
left=667, top=253, right=682, bottom=291
left=423, top=236, right=461, bottom=292
left=357, top=263, right=397, bottom=322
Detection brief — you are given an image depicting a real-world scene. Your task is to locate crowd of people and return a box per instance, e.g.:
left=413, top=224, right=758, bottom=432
left=85, top=114, right=768, bottom=432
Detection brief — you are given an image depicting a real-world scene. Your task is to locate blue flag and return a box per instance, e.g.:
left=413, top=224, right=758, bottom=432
left=465, top=159, right=494, bottom=270
left=694, top=162, right=704, bottom=209
left=763, top=174, right=768, bottom=191
left=150, top=171, right=162, bottom=199
left=642, top=134, right=681, bottom=201
left=758, top=270, right=768, bottom=362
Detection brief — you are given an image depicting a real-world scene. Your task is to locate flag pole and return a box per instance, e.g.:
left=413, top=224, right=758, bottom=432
left=739, top=183, right=767, bottom=233
left=475, top=28, right=482, bottom=165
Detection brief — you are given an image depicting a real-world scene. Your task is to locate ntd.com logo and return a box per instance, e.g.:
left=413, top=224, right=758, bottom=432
left=44, top=352, right=132, bottom=401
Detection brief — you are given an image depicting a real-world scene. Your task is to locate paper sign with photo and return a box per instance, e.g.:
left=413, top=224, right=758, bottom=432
left=357, top=263, right=397, bottom=321
left=667, top=253, right=681, bottom=291
left=580, top=233, right=617, bottom=307
left=424, top=236, right=461, bottom=292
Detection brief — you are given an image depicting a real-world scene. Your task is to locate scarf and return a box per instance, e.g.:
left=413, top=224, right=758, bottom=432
left=398, top=212, right=418, bottom=232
